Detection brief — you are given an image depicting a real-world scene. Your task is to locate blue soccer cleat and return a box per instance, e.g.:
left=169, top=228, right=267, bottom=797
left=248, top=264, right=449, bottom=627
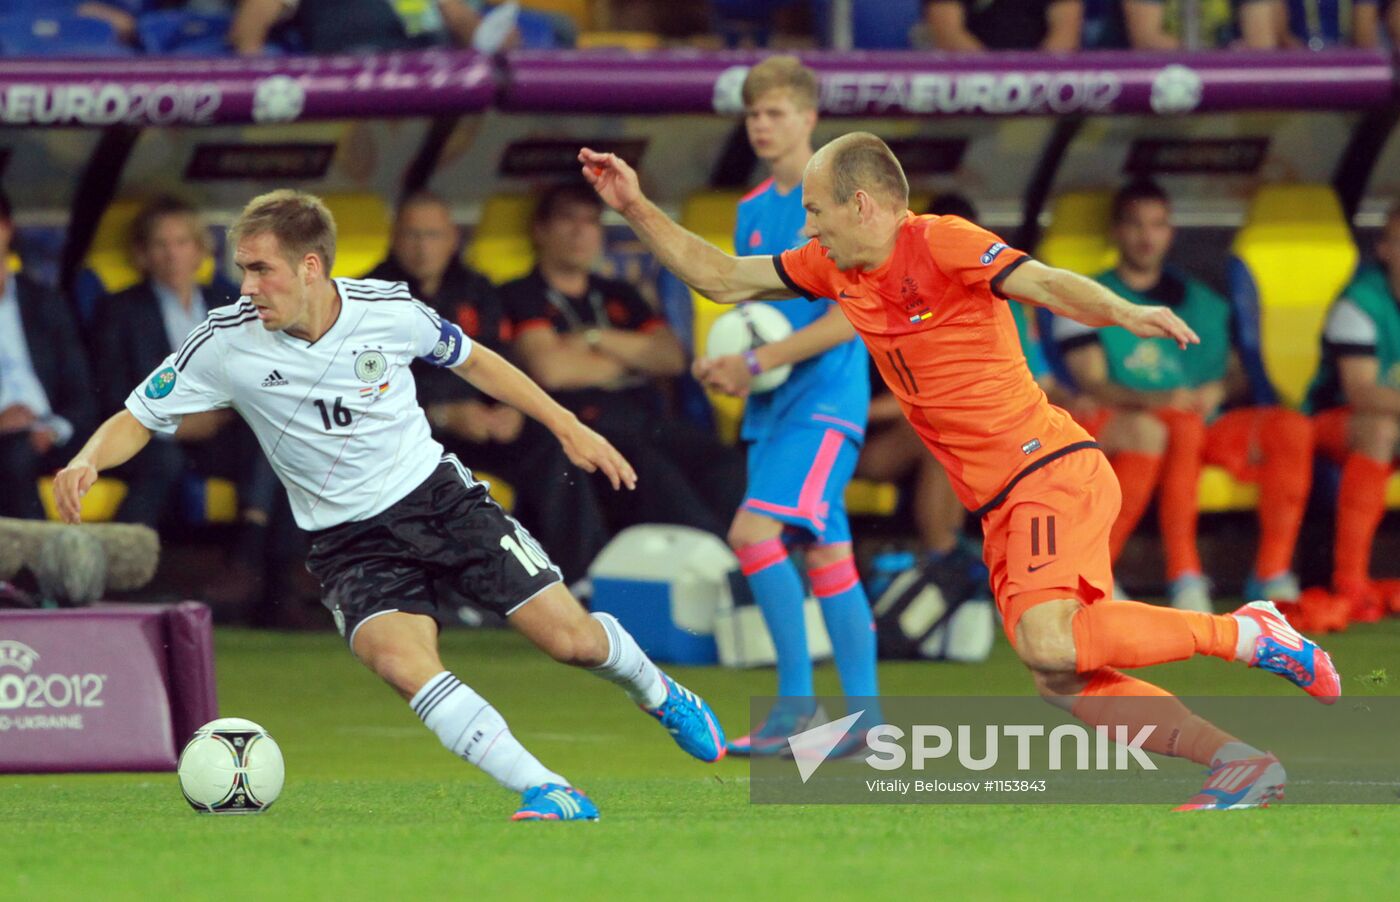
left=1234, top=600, right=1341, bottom=704
left=644, top=673, right=727, bottom=763
left=1175, top=753, right=1286, bottom=811
left=511, top=783, right=599, bottom=822
left=727, top=704, right=815, bottom=758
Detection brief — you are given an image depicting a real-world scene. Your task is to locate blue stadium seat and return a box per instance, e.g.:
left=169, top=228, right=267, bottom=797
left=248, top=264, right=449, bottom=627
left=0, top=14, right=133, bottom=57
left=137, top=10, right=231, bottom=56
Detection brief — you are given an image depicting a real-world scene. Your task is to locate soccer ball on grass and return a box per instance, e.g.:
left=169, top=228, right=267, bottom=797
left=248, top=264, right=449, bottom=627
left=177, top=717, right=284, bottom=814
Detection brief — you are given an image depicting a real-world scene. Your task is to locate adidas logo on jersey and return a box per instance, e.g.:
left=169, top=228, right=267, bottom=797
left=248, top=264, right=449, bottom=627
left=261, top=370, right=289, bottom=388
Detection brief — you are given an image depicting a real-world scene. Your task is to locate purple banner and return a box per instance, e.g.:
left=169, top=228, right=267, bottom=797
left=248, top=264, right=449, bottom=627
left=0, top=604, right=217, bottom=773
left=0, top=50, right=494, bottom=127
left=502, top=49, right=1396, bottom=117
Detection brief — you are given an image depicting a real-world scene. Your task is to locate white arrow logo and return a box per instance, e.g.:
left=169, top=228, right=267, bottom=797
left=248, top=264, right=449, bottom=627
left=787, top=709, right=866, bottom=784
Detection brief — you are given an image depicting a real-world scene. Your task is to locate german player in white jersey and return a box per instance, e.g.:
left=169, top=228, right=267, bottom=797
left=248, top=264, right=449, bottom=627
left=52, top=190, right=727, bottom=821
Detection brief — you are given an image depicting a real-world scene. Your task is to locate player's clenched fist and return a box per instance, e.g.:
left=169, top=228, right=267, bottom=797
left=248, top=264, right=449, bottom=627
left=555, top=418, right=638, bottom=491
left=578, top=148, right=642, bottom=214
left=1123, top=305, right=1200, bottom=349
left=51, top=462, right=98, bottom=524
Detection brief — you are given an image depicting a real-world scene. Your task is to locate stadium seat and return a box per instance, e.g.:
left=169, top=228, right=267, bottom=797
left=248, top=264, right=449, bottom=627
left=38, top=476, right=126, bottom=523
left=321, top=193, right=392, bottom=280
left=1227, top=185, right=1358, bottom=408
left=1035, top=190, right=1118, bottom=274
left=466, top=194, right=537, bottom=285
left=85, top=199, right=148, bottom=293
left=1037, top=189, right=1256, bottom=513
left=473, top=471, right=516, bottom=512
left=575, top=31, right=662, bottom=50
left=522, top=0, right=593, bottom=29
left=85, top=199, right=216, bottom=294
left=0, top=14, right=134, bottom=57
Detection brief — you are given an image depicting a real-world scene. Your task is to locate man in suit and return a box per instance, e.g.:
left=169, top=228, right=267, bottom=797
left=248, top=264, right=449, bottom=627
left=0, top=189, right=96, bottom=519
left=365, top=191, right=610, bottom=581
left=92, top=196, right=241, bottom=527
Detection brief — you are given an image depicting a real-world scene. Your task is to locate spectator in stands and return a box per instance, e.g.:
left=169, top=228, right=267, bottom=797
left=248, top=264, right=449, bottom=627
left=229, top=0, right=509, bottom=55
left=75, top=2, right=139, bottom=45
left=501, top=183, right=745, bottom=537
left=1306, top=201, right=1400, bottom=622
left=365, top=191, right=609, bottom=581
left=1055, top=180, right=1313, bottom=611
left=0, top=189, right=96, bottom=519
left=92, top=196, right=244, bottom=528
left=1087, top=0, right=1291, bottom=49
left=922, top=0, right=1083, bottom=50
left=1283, top=0, right=1381, bottom=49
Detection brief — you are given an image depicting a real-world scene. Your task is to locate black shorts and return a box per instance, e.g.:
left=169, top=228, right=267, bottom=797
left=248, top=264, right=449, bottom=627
left=306, top=455, right=562, bottom=646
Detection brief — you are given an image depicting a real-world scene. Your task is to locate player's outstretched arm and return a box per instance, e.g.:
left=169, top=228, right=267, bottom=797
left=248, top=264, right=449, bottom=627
left=1002, top=259, right=1200, bottom=349
left=52, top=411, right=153, bottom=524
left=697, top=306, right=857, bottom=397
left=578, top=148, right=793, bottom=304
left=453, top=344, right=638, bottom=491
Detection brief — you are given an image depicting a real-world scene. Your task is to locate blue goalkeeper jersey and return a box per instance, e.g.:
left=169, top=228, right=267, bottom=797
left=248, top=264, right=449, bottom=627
left=734, top=177, right=869, bottom=443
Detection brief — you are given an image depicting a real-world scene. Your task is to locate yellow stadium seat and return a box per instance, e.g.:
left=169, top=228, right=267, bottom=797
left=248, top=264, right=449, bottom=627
left=204, top=478, right=239, bottom=524
left=466, top=194, right=537, bottom=285
left=1230, top=185, right=1358, bottom=408
left=576, top=31, right=662, bottom=50
left=1035, top=190, right=1117, bottom=275
left=682, top=191, right=747, bottom=444
left=523, top=0, right=592, bottom=28
left=1196, top=465, right=1258, bottom=512
left=38, top=476, right=126, bottom=523
left=321, top=193, right=393, bottom=279
left=473, top=471, right=516, bottom=512
left=845, top=478, right=900, bottom=517
left=85, top=199, right=217, bottom=293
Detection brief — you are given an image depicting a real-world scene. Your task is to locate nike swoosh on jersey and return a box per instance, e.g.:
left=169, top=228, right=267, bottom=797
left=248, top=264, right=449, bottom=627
left=1027, top=560, right=1056, bottom=573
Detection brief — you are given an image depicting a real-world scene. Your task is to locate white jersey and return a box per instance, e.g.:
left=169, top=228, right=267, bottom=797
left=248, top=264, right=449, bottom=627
left=124, top=277, right=473, bottom=531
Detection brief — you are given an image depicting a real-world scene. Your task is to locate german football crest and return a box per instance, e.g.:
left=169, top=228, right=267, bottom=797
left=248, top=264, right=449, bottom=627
left=354, top=350, right=387, bottom=383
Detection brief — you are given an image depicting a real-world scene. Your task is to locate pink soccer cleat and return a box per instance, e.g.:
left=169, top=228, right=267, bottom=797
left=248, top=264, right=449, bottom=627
left=1234, top=600, right=1341, bottom=704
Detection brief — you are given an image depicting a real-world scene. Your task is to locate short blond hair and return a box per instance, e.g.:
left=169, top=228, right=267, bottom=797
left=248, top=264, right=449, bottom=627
left=230, top=189, right=337, bottom=272
left=742, top=55, right=819, bottom=110
left=823, top=132, right=908, bottom=208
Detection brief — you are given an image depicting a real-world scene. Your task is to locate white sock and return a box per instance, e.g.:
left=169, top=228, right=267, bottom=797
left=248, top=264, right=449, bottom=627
left=589, top=612, right=666, bottom=709
left=410, top=671, right=567, bottom=793
left=1232, top=614, right=1263, bottom=662
left=1212, top=740, right=1264, bottom=766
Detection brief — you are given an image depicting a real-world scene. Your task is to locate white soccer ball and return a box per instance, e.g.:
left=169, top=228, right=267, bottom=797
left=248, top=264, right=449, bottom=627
left=178, top=717, right=284, bottom=814
left=704, top=304, right=794, bottom=393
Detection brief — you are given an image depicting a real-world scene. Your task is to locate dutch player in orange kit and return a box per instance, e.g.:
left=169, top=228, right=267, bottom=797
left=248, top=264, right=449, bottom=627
left=581, top=133, right=1342, bottom=810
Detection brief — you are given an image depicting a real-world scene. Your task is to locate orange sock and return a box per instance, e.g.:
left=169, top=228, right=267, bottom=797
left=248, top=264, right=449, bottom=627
left=1253, top=408, right=1314, bottom=578
left=1071, top=669, right=1237, bottom=766
left=1155, top=409, right=1206, bottom=580
left=1108, top=452, right=1162, bottom=563
left=1071, top=600, right=1238, bottom=671
left=1334, top=453, right=1391, bottom=588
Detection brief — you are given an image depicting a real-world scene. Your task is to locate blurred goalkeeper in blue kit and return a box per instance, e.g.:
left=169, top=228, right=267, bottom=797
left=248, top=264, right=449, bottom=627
left=692, top=57, right=880, bottom=755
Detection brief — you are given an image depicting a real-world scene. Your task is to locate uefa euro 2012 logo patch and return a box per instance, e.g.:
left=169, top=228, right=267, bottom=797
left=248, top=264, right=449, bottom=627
left=145, top=366, right=177, bottom=399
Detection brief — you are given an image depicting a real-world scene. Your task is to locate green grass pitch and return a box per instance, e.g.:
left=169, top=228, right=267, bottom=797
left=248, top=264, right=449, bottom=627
left=3, top=621, right=1400, bottom=900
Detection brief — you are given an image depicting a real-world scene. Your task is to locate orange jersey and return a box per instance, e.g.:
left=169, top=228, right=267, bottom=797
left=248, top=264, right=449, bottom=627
left=776, top=212, right=1094, bottom=515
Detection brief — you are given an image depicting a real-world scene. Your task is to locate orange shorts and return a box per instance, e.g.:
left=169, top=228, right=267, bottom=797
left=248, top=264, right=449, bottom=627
left=1312, top=406, right=1352, bottom=463
left=981, top=448, right=1119, bottom=644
